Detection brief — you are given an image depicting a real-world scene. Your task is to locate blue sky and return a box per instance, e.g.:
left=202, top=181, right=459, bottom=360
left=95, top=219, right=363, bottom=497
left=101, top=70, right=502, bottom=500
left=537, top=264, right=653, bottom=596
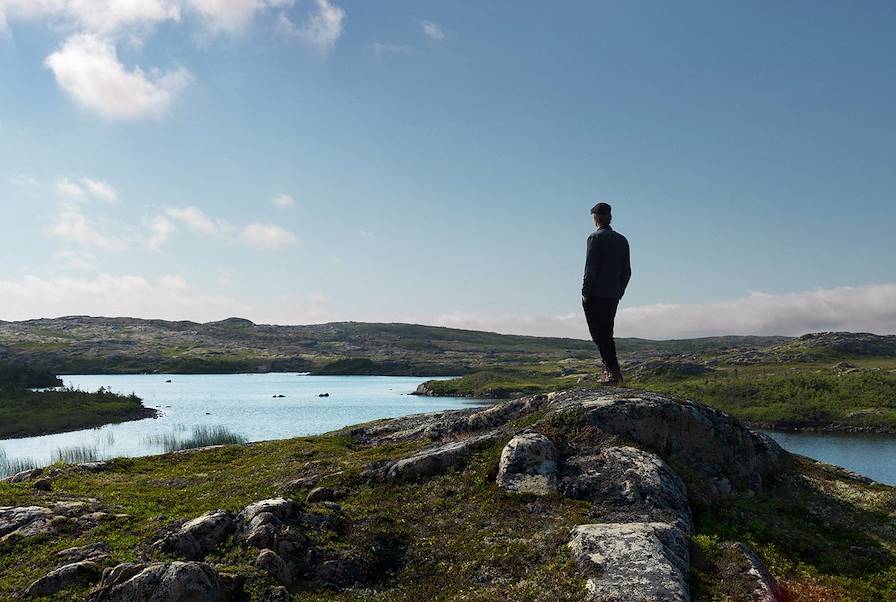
left=1, top=1, right=895, bottom=338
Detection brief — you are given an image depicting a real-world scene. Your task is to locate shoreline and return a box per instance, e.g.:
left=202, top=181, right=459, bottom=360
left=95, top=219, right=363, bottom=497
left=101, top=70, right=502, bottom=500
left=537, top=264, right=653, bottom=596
left=0, top=407, right=160, bottom=440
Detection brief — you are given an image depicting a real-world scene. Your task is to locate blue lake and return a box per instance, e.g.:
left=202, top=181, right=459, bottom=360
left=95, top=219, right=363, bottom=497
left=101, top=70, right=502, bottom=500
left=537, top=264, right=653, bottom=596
left=1, top=374, right=894, bottom=486
left=0, top=374, right=485, bottom=470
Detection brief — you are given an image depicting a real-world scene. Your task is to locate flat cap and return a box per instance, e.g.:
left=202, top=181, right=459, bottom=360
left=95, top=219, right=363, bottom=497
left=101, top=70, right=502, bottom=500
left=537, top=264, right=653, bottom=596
left=590, top=202, right=612, bottom=215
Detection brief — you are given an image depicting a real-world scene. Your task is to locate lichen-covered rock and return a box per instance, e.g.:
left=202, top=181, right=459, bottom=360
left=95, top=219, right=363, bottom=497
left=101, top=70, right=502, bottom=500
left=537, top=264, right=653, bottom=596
left=161, top=509, right=233, bottom=560
left=255, top=549, right=293, bottom=586
left=0, top=505, right=55, bottom=542
left=564, top=391, right=782, bottom=499
left=24, top=560, right=101, bottom=597
left=386, top=429, right=503, bottom=482
left=237, top=498, right=296, bottom=526
left=561, top=446, right=692, bottom=533
left=568, top=522, right=689, bottom=602
left=88, top=561, right=225, bottom=602
left=57, top=542, right=111, bottom=563
left=730, top=541, right=783, bottom=602
left=496, top=433, right=558, bottom=495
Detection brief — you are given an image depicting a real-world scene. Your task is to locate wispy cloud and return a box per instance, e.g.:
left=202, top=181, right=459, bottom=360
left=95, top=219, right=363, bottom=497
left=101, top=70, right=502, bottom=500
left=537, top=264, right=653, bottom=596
left=148, top=215, right=177, bottom=250
left=239, top=223, right=298, bottom=249
left=421, top=19, right=446, bottom=41
left=0, top=273, right=248, bottom=322
left=164, top=206, right=227, bottom=236
left=277, top=0, right=345, bottom=51
left=50, top=207, right=124, bottom=249
left=273, top=193, right=296, bottom=208
left=9, top=174, right=39, bottom=188
left=80, top=177, right=119, bottom=202
left=433, top=284, right=896, bottom=339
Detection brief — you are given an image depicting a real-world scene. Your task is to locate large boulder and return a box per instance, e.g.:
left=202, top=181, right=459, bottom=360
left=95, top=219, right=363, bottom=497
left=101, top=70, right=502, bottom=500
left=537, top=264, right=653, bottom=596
left=24, top=560, right=101, bottom=597
left=88, top=561, right=225, bottom=602
left=495, top=433, right=558, bottom=495
left=568, top=522, right=690, bottom=602
left=566, top=391, right=782, bottom=498
left=161, top=509, right=233, bottom=560
left=561, top=446, right=692, bottom=533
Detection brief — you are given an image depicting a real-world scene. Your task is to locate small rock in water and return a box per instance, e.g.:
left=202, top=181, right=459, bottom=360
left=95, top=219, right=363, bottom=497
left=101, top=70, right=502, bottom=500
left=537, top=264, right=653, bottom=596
left=166, top=379, right=172, bottom=383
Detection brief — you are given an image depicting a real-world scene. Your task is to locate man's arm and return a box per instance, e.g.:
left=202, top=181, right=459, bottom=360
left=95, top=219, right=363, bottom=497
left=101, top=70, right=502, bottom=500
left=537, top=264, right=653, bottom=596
left=620, top=240, right=631, bottom=297
left=582, top=233, right=600, bottom=298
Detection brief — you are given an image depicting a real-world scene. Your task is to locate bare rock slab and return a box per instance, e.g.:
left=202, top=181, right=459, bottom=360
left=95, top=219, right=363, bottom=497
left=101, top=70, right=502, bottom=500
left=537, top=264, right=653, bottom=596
left=386, top=430, right=503, bottom=482
left=568, top=522, right=689, bottom=602
left=88, top=561, right=225, bottom=602
left=24, top=560, right=101, bottom=597
left=730, top=541, right=783, bottom=602
left=161, top=509, right=233, bottom=560
left=496, top=433, right=558, bottom=494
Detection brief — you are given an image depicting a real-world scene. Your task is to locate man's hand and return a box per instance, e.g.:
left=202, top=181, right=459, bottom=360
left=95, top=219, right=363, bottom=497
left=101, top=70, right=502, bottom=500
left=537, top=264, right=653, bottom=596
left=582, top=294, right=588, bottom=304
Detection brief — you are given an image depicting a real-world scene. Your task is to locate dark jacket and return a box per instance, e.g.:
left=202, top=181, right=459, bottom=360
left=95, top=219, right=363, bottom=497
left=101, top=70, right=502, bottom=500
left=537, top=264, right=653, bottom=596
left=582, top=225, right=631, bottom=299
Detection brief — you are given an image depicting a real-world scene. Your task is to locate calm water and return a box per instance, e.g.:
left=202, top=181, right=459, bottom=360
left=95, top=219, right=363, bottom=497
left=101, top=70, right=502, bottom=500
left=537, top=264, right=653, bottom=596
left=2, top=374, right=894, bottom=486
left=763, top=430, right=896, bottom=485
left=0, top=374, right=486, bottom=469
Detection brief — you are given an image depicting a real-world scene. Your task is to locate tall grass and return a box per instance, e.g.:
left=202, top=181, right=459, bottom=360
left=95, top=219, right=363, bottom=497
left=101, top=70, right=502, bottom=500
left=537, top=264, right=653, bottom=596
left=52, top=445, right=99, bottom=464
left=0, top=448, right=39, bottom=479
left=146, top=425, right=246, bottom=453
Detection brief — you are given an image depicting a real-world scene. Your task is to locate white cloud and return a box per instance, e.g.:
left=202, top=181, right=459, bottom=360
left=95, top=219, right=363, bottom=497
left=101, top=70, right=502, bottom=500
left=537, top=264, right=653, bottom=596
left=272, top=193, right=295, bottom=208
left=186, top=0, right=292, bottom=32
left=278, top=0, right=344, bottom=51
left=55, top=177, right=86, bottom=199
left=45, top=33, right=192, bottom=121
left=239, top=222, right=298, bottom=249
left=0, top=274, right=248, bottom=322
left=50, top=207, right=123, bottom=249
left=164, top=206, right=225, bottom=235
left=148, top=215, right=177, bottom=249
left=80, top=177, right=118, bottom=202
left=421, top=19, right=446, bottom=41
left=56, top=250, right=97, bottom=271
left=432, top=284, right=896, bottom=340
left=9, top=174, right=39, bottom=188
left=0, top=0, right=181, bottom=35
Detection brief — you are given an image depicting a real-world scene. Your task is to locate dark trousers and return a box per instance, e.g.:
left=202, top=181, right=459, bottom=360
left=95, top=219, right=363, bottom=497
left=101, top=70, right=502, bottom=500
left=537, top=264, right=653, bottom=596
left=583, top=296, right=621, bottom=376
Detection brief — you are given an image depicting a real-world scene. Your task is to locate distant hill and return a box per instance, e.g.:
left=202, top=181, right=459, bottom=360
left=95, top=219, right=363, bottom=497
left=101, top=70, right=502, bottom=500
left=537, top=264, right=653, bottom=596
left=0, top=316, right=791, bottom=375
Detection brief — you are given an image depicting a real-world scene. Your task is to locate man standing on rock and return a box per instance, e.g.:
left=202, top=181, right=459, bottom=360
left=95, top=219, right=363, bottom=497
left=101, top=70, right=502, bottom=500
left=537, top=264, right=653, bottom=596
left=582, top=202, right=631, bottom=385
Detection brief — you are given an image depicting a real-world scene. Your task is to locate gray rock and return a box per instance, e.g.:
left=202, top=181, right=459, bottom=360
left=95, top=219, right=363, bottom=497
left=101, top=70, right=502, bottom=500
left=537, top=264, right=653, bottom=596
left=24, top=560, right=101, bottom=597
left=305, top=487, right=334, bottom=503
left=6, top=467, right=43, bottom=483
left=33, top=477, right=52, bottom=491
left=561, top=446, right=692, bottom=533
left=237, top=498, right=296, bottom=525
left=88, top=561, right=224, bottom=602
left=386, top=429, right=503, bottom=482
left=730, top=541, right=783, bottom=602
left=255, top=549, right=293, bottom=586
left=162, top=509, right=233, bottom=560
left=495, top=433, right=558, bottom=495
left=263, top=585, right=291, bottom=602
left=57, top=542, right=111, bottom=562
left=0, top=505, right=55, bottom=542
left=567, top=391, right=783, bottom=499
left=568, top=522, right=689, bottom=602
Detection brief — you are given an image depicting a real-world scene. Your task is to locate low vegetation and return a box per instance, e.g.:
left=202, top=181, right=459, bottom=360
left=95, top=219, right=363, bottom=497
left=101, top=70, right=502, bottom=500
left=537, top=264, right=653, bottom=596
left=0, top=422, right=893, bottom=600
left=0, top=361, right=157, bottom=439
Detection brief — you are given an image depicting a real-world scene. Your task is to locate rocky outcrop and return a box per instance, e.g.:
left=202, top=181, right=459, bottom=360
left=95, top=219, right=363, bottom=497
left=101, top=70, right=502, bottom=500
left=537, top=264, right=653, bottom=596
left=496, top=433, right=558, bottom=495
left=159, top=509, right=233, bottom=560
left=568, top=522, right=690, bottom=602
left=24, top=560, right=101, bottom=597
left=561, top=445, right=693, bottom=533
left=385, top=429, right=504, bottom=482
left=88, top=561, right=227, bottom=602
